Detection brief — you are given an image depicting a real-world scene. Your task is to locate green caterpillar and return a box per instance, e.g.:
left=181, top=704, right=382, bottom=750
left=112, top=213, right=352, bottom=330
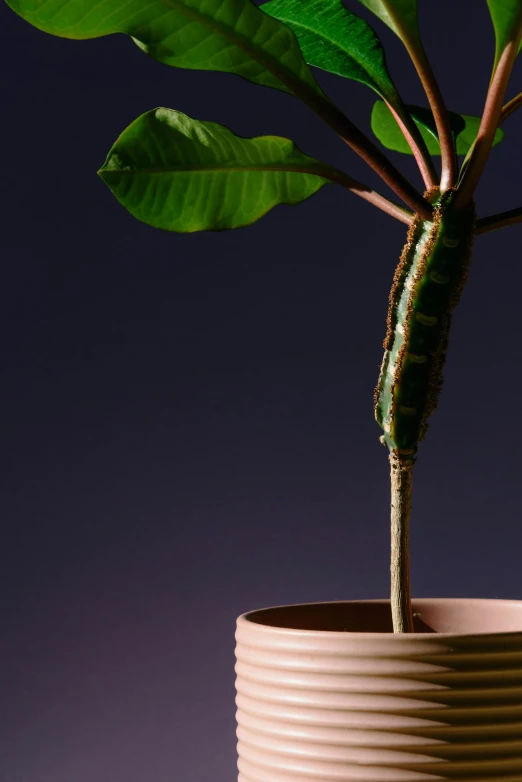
left=375, top=188, right=476, bottom=465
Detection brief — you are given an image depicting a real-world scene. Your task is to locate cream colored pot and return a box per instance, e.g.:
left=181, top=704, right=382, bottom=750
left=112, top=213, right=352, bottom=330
left=235, top=598, right=522, bottom=781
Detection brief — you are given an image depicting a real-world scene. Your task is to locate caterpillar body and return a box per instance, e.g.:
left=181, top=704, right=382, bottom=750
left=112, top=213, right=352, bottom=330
left=375, top=188, right=476, bottom=465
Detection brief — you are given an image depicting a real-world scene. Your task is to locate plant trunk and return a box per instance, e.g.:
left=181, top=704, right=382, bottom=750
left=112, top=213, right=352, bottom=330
left=373, top=189, right=476, bottom=633
left=390, top=452, right=414, bottom=633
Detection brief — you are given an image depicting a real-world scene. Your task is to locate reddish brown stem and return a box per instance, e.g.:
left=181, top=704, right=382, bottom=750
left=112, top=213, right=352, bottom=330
left=405, top=46, right=456, bottom=191
left=387, top=103, right=437, bottom=189
left=301, top=93, right=433, bottom=219
left=500, top=91, right=522, bottom=123
left=326, top=167, right=414, bottom=224
left=455, top=42, right=521, bottom=209
left=476, top=206, right=522, bottom=234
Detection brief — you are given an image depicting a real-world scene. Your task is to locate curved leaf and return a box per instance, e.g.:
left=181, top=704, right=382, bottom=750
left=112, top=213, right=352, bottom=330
left=98, top=108, right=332, bottom=232
left=487, top=0, right=522, bottom=68
left=5, top=0, right=320, bottom=96
left=261, top=0, right=400, bottom=103
left=371, top=101, right=505, bottom=156
left=356, top=0, right=420, bottom=45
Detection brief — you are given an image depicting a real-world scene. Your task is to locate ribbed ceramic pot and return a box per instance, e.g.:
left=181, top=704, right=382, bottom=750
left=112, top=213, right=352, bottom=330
left=235, top=598, right=522, bottom=781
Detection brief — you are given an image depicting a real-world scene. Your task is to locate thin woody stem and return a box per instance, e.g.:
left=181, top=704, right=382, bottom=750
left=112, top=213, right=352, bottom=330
left=476, top=205, right=522, bottom=234
left=304, top=95, right=433, bottom=219
left=390, top=452, right=414, bottom=633
left=259, top=36, right=433, bottom=218
left=278, top=71, right=433, bottom=219
left=455, top=40, right=521, bottom=210
left=406, top=46, right=457, bottom=191
left=500, top=90, right=522, bottom=122
left=325, top=167, right=414, bottom=224
left=387, top=103, right=438, bottom=189
left=474, top=84, right=522, bottom=233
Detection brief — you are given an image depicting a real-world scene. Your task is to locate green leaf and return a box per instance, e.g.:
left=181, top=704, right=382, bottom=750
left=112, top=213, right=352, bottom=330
left=261, top=0, right=400, bottom=103
left=5, top=0, right=319, bottom=96
left=371, top=101, right=505, bottom=155
left=486, top=0, right=522, bottom=67
left=98, top=108, right=332, bottom=232
left=356, top=0, right=420, bottom=45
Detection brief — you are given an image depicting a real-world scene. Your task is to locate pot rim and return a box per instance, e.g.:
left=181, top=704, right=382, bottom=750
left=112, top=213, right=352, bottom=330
left=237, top=597, right=522, bottom=638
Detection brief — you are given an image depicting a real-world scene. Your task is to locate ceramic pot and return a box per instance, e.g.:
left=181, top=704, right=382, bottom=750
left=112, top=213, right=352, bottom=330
left=235, top=598, right=522, bottom=781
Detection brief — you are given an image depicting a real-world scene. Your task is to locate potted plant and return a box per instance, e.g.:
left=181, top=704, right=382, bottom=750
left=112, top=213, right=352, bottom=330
left=5, top=0, right=522, bottom=776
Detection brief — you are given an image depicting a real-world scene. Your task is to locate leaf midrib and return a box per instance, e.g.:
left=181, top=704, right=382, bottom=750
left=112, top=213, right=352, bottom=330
left=266, top=9, right=343, bottom=44
left=264, top=6, right=362, bottom=66
left=100, top=164, right=330, bottom=176
left=138, top=0, right=319, bottom=96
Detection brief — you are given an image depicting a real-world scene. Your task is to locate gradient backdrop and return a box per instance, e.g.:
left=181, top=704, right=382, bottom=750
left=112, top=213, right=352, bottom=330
left=2, top=2, right=522, bottom=780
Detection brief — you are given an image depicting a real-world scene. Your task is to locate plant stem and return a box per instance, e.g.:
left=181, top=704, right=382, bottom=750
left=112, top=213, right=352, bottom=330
left=387, top=103, right=437, bottom=189
left=306, top=95, right=433, bottom=219
left=476, top=205, right=522, bottom=234
left=405, top=46, right=456, bottom=191
left=500, top=91, right=522, bottom=123
left=260, top=38, right=433, bottom=218
left=325, top=167, right=414, bottom=224
left=277, top=72, right=433, bottom=218
left=257, top=162, right=414, bottom=224
left=390, top=452, right=414, bottom=633
left=455, top=41, right=521, bottom=209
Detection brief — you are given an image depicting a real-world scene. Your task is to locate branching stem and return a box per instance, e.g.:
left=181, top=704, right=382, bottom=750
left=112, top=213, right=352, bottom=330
left=455, top=40, right=522, bottom=209
left=500, top=91, right=522, bottom=123
left=279, top=68, right=433, bottom=219
left=476, top=206, right=522, bottom=234
left=325, top=167, right=414, bottom=224
left=390, top=453, right=414, bottom=633
left=304, top=94, right=433, bottom=219
left=258, top=24, right=434, bottom=218
left=387, top=103, right=437, bottom=189
left=405, top=46, right=456, bottom=191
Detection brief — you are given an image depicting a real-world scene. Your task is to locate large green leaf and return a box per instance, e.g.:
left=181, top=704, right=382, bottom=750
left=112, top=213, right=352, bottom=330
left=98, top=108, right=333, bottom=232
left=5, top=0, right=320, bottom=96
left=371, top=101, right=505, bottom=155
left=261, top=0, right=400, bottom=103
left=356, top=0, right=420, bottom=45
left=486, top=0, right=522, bottom=68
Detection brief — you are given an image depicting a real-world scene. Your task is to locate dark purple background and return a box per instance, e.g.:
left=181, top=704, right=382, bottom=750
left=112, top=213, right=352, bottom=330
left=1, top=2, right=522, bottom=780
